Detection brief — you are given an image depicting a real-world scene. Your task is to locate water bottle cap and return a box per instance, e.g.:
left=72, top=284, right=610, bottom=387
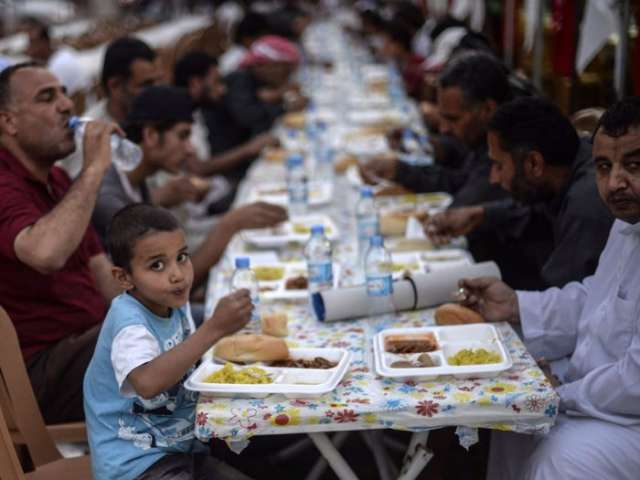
left=310, top=224, right=324, bottom=235
left=360, top=186, right=374, bottom=198
left=287, top=154, right=303, bottom=166
left=369, top=235, right=383, bottom=247
left=234, top=257, right=250, bottom=268
left=68, top=116, right=81, bottom=130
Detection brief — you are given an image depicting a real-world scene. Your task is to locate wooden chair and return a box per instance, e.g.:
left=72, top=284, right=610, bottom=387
left=571, top=107, right=605, bottom=138
left=0, top=306, right=91, bottom=478
left=0, top=406, right=91, bottom=479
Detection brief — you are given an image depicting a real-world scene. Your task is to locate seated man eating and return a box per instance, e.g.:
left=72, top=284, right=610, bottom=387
left=92, top=85, right=288, bottom=289
left=459, top=97, right=640, bottom=480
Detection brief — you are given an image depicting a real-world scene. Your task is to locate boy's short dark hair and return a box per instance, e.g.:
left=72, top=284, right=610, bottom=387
left=101, top=37, right=156, bottom=92
left=173, top=51, right=218, bottom=88
left=108, top=203, right=180, bottom=271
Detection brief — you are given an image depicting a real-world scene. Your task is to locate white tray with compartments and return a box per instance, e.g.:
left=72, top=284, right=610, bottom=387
left=248, top=181, right=333, bottom=207
left=386, top=250, right=472, bottom=280
left=241, top=214, right=339, bottom=248
left=252, top=261, right=341, bottom=300
left=374, top=324, right=512, bottom=381
left=185, top=348, right=351, bottom=398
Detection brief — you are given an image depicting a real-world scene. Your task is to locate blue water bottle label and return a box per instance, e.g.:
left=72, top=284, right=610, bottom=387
left=357, top=217, right=379, bottom=241
left=308, top=261, right=333, bottom=289
left=366, top=274, right=393, bottom=297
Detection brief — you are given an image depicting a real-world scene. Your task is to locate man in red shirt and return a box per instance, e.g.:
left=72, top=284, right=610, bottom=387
left=0, top=62, right=121, bottom=423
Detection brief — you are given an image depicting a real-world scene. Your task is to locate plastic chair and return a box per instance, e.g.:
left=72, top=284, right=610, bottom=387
left=0, top=405, right=91, bottom=479
left=0, top=306, right=91, bottom=478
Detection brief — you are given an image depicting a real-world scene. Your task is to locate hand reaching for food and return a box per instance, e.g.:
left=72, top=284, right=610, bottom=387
left=456, top=277, right=520, bottom=324
left=424, top=206, right=485, bottom=246
left=358, top=155, right=398, bottom=185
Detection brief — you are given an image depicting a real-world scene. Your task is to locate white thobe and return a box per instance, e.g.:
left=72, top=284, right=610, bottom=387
left=488, top=219, right=640, bottom=480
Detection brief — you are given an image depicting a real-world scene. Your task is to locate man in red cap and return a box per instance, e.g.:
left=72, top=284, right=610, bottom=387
left=200, top=35, right=308, bottom=187
left=227, top=34, right=307, bottom=133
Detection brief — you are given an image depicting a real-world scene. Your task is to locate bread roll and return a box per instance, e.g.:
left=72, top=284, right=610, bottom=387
left=214, top=334, right=289, bottom=363
left=434, top=303, right=484, bottom=325
left=282, top=112, right=305, bottom=129
left=261, top=313, right=288, bottom=337
left=189, top=176, right=210, bottom=194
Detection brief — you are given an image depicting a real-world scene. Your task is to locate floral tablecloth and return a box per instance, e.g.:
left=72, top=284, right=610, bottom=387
left=195, top=302, right=558, bottom=444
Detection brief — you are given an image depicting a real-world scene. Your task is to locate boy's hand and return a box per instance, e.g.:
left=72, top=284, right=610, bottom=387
left=208, top=289, right=252, bottom=337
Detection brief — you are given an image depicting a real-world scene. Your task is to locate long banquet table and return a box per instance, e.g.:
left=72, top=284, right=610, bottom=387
left=193, top=18, right=558, bottom=480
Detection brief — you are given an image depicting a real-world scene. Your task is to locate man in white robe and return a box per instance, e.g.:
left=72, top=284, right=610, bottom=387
left=459, top=97, right=640, bottom=480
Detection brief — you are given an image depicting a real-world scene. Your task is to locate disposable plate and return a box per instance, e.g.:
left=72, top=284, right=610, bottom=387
left=383, top=250, right=472, bottom=280
left=185, top=348, right=351, bottom=398
left=242, top=214, right=340, bottom=248
left=374, top=324, right=512, bottom=381
left=253, top=261, right=341, bottom=300
left=248, top=181, right=333, bottom=207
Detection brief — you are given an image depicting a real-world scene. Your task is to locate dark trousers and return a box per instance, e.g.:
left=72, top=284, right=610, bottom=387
left=26, top=324, right=101, bottom=424
left=137, top=453, right=253, bottom=480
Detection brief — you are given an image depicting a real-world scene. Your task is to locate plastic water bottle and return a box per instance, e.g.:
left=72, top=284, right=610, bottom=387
left=356, top=186, right=380, bottom=260
left=316, top=146, right=335, bottom=184
left=286, top=154, right=309, bottom=216
left=365, top=235, right=395, bottom=319
left=402, top=129, right=420, bottom=154
left=312, top=122, right=335, bottom=183
left=69, top=116, right=142, bottom=172
left=304, top=225, right=334, bottom=295
left=230, top=257, right=260, bottom=324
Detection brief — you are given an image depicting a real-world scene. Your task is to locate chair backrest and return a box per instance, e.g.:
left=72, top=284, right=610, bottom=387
left=571, top=107, right=605, bottom=139
left=0, top=306, right=61, bottom=467
left=0, top=404, right=27, bottom=480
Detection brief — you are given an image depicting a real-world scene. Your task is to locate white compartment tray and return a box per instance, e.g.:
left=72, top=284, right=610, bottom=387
left=248, top=181, right=333, bottom=207
left=253, top=261, right=341, bottom=300
left=374, top=324, right=512, bottom=381
left=241, top=214, right=340, bottom=248
left=388, top=250, right=472, bottom=279
left=185, top=348, right=351, bottom=398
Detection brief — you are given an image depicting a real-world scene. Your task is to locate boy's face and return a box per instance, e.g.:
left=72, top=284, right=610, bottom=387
left=114, top=229, right=193, bottom=317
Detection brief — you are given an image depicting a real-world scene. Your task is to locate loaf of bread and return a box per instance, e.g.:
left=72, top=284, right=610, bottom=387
left=214, top=334, right=289, bottom=363
left=261, top=313, right=288, bottom=337
left=434, top=303, right=484, bottom=325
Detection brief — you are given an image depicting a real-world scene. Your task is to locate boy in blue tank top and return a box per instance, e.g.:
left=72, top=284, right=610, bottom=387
left=84, top=204, right=253, bottom=480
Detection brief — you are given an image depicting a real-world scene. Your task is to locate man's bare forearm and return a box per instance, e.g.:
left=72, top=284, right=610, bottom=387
left=190, top=215, right=240, bottom=287
left=196, top=144, right=253, bottom=176
left=15, top=166, right=107, bottom=273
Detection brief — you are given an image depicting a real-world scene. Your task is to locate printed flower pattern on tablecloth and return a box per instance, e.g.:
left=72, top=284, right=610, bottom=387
left=416, top=400, right=439, bottom=417
left=197, top=267, right=559, bottom=445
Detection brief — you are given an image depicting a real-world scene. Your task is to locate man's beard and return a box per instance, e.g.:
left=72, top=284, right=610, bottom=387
left=510, top=161, right=554, bottom=204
